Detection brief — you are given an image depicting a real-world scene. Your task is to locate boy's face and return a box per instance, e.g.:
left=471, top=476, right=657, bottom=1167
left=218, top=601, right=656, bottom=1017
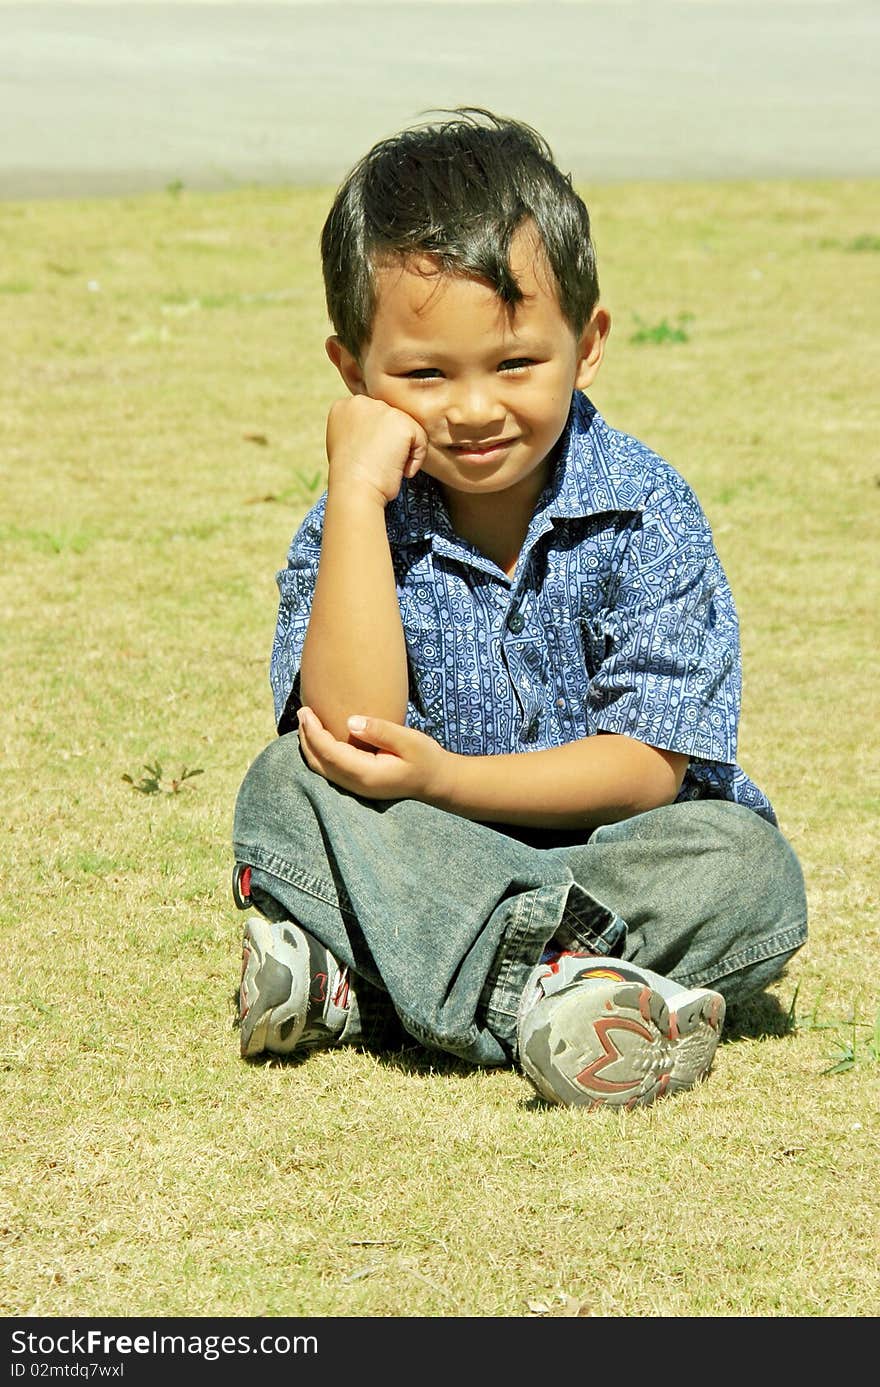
left=328, top=227, right=609, bottom=506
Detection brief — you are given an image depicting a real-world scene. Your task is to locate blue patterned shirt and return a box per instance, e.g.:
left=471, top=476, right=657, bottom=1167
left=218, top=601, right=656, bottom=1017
left=270, top=392, right=776, bottom=824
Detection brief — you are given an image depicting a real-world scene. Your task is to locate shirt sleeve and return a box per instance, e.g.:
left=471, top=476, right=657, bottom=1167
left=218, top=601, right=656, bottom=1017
left=270, top=498, right=325, bottom=733
left=585, top=474, right=742, bottom=763
left=269, top=496, right=432, bottom=735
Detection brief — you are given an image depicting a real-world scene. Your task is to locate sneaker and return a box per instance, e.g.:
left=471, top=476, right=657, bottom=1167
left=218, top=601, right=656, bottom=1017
left=517, top=953, right=725, bottom=1109
left=239, top=915, right=353, bottom=1060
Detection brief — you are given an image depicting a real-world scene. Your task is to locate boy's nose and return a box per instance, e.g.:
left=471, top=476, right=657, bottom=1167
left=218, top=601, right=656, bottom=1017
left=445, top=381, right=504, bottom=430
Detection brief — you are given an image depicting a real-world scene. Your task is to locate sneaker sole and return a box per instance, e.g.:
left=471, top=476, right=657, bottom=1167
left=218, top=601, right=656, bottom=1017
left=239, top=916, right=308, bottom=1059
left=519, top=979, right=725, bottom=1109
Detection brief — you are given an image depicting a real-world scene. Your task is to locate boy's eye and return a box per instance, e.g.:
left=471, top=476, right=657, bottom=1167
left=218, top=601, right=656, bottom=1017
left=498, top=358, right=535, bottom=373
left=403, top=367, right=442, bottom=380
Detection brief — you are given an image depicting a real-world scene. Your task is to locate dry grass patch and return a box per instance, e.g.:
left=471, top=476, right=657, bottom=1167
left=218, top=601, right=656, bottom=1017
left=1, top=179, right=878, bottom=1318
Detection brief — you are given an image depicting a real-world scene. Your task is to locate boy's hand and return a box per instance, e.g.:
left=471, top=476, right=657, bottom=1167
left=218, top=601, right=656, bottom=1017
left=326, top=396, right=428, bottom=506
left=296, top=705, right=454, bottom=805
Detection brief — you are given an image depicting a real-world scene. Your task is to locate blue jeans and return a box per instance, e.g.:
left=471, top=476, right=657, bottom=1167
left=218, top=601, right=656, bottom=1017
left=232, top=734, right=807, bottom=1067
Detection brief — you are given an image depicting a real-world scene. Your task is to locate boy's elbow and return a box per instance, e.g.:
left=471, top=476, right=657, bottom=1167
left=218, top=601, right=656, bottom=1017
left=647, top=747, right=689, bottom=808
left=608, top=739, right=688, bottom=817
left=300, top=686, right=408, bottom=741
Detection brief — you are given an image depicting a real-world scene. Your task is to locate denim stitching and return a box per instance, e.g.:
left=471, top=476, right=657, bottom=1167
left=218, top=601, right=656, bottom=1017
left=482, top=884, right=566, bottom=1038
left=233, top=842, right=359, bottom=920
left=674, top=920, right=808, bottom=990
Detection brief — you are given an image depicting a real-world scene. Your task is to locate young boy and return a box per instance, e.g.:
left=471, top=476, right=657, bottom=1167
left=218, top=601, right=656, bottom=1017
left=231, top=109, right=807, bottom=1109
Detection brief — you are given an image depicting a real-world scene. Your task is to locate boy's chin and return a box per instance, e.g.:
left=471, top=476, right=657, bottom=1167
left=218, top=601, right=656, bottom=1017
left=423, top=464, right=510, bottom=495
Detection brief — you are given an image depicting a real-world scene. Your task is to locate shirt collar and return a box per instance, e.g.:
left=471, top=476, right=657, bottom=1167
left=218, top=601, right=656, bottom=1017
left=385, top=391, right=641, bottom=552
left=540, top=393, right=645, bottom=520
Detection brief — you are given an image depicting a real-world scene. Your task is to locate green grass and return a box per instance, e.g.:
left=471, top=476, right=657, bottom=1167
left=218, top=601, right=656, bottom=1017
left=1, top=179, right=879, bottom=1318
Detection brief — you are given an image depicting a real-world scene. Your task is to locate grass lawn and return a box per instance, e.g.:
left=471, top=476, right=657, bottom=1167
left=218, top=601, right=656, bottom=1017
left=1, top=178, right=878, bottom=1318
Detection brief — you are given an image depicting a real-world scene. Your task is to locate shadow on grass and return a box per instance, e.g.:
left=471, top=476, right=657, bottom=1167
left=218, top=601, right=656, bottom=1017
left=230, top=984, right=478, bottom=1077
left=724, top=991, right=795, bottom=1041
left=231, top=981, right=797, bottom=1080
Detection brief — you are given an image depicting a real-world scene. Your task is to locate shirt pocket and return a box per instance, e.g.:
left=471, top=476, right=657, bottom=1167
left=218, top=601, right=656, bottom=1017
left=540, top=572, right=608, bottom=680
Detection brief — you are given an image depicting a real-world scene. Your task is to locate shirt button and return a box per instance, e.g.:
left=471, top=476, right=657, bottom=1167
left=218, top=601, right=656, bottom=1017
left=508, top=612, right=525, bottom=634
left=556, top=698, right=566, bottom=708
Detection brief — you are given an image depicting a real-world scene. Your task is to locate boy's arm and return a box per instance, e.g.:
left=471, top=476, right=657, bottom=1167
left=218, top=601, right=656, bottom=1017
left=296, top=709, right=687, bottom=830
left=435, top=732, right=688, bottom=828
left=299, top=396, right=427, bottom=740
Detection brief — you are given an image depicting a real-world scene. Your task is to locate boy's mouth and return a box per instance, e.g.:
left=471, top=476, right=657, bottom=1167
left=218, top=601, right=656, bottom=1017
left=445, top=437, right=518, bottom=462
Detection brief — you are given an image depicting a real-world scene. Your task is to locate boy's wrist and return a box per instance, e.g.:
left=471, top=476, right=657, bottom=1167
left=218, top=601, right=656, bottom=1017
left=325, top=472, right=391, bottom=514
left=426, top=749, right=468, bottom=816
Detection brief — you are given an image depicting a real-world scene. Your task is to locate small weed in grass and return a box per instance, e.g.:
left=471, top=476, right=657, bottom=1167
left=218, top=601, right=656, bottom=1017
left=789, top=986, right=880, bottom=1074
left=846, top=233, right=880, bottom=252
left=122, top=762, right=204, bottom=795
left=276, top=469, right=324, bottom=501
left=821, top=1010, right=880, bottom=1075
left=630, top=312, right=693, bottom=344
left=243, top=469, right=323, bottom=507
left=0, top=523, right=100, bottom=555
left=819, top=233, right=880, bottom=253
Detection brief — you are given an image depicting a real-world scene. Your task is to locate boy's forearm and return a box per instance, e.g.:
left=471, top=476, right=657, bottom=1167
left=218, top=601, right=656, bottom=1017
left=434, top=734, right=689, bottom=830
left=300, top=488, right=409, bottom=736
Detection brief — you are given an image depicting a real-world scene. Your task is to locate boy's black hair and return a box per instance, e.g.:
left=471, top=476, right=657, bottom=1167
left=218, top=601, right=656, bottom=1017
left=321, top=108, right=599, bottom=357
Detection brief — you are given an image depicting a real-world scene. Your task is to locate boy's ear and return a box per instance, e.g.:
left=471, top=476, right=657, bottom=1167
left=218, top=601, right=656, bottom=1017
left=574, top=307, right=612, bottom=391
left=325, top=335, right=368, bottom=395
